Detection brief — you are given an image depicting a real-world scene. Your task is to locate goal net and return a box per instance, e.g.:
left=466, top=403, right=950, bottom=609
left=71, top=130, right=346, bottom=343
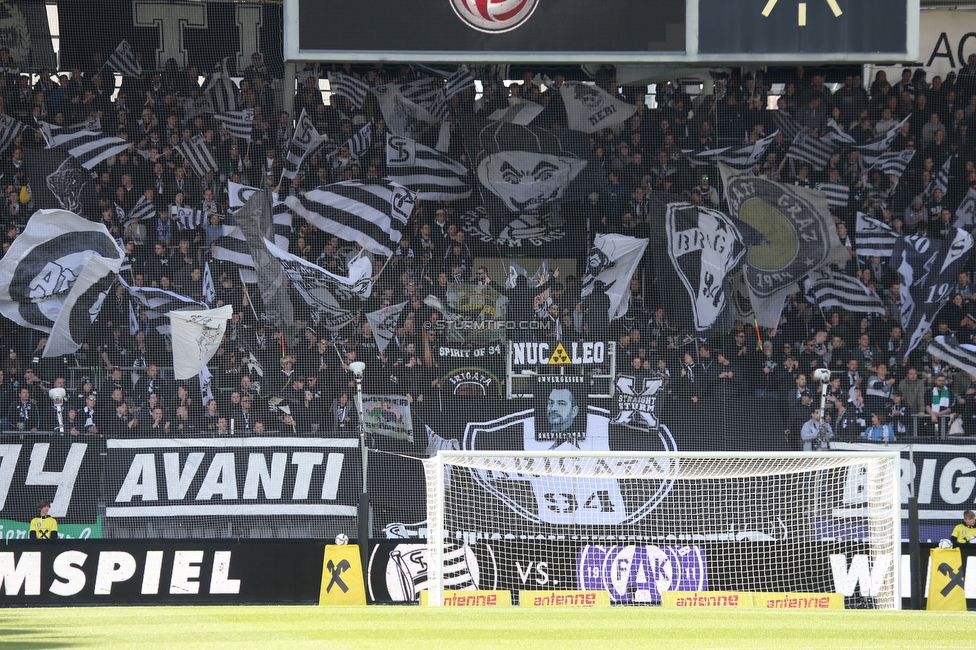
left=423, top=451, right=900, bottom=609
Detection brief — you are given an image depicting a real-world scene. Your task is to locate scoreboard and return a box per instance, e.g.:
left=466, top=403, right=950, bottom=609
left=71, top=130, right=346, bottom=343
left=284, top=0, right=918, bottom=63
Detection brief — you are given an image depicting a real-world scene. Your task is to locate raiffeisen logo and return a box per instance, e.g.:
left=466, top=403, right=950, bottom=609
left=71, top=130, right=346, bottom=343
left=450, top=0, right=540, bottom=33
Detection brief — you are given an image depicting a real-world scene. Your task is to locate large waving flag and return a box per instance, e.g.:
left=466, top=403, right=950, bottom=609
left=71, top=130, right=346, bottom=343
left=558, top=82, right=636, bottom=134
left=580, top=233, right=648, bottom=321
left=281, top=109, right=327, bottom=180
left=0, top=210, right=124, bottom=356
left=106, top=40, right=142, bottom=79
left=385, top=134, right=471, bottom=201
left=285, top=181, right=416, bottom=257
left=893, top=228, right=974, bottom=358
left=720, top=163, right=849, bottom=327
left=170, top=305, right=234, bottom=380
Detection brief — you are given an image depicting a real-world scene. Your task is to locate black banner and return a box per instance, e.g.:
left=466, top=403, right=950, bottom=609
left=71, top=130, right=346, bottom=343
left=104, top=437, right=360, bottom=519
left=0, top=1, right=56, bottom=71
left=0, top=540, right=324, bottom=604
left=57, top=1, right=284, bottom=74
left=0, top=434, right=101, bottom=530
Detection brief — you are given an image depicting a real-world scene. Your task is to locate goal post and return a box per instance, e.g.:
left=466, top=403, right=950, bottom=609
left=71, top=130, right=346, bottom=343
left=424, top=451, right=901, bottom=609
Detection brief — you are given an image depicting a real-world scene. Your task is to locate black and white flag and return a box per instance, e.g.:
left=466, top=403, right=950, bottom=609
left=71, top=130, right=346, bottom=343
left=0, top=114, right=24, bottom=155
left=720, top=163, right=849, bottom=327
left=928, top=335, right=976, bottom=379
left=924, top=156, right=951, bottom=199
left=372, top=84, right=440, bottom=139
left=579, top=233, right=648, bottom=321
left=170, top=305, right=233, bottom=380
left=212, top=228, right=290, bottom=271
left=343, top=122, right=371, bottom=161
left=285, top=181, right=416, bottom=257
left=816, top=182, right=851, bottom=209
left=807, top=270, right=886, bottom=315
left=120, top=278, right=207, bottom=319
left=196, top=58, right=238, bottom=114
left=716, top=131, right=778, bottom=170
left=327, top=72, right=369, bottom=109
left=264, top=237, right=368, bottom=331
left=892, top=228, right=974, bottom=358
left=171, top=205, right=205, bottom=230
left=954, top=187, right=976, bottom=229
left=232, top=192, right=295, bottom=330
left=39, top=118, right=102, bottom=147
left=366, top=301, right=408, bottom=354
left=860, top=149, right=914, bottom=180
left=122, top=195, right=157, bottom=231
left=854, top=212, right=897, bottom=257
left=202, top=260, right=216, bottom=305
left=106, top=40, right=142, bottom=79
left=41, top=119, right=129, bottom=170
left=664, top=202, right=745, bottom=331
left=213, top=109, right=254, bottom=141
left=178, top=135, right=218, bottom=177
left=558, top=82, right=636, bottom=134
left=488, top=100, right=545, bottom=125
left=385, top=134, right=471, bottom=201
left=281, top=109, right=326, bottom=180
left=227, top=181, right=285, bottom=211
left=443, top=65, right=474, bottom=100
left=0, top=210, right=124, bottom=356
left=786, top=132, right=834, bottom=171
left=770, top=110, right=803, bottom=142
left=855, top=115, right=910, bottom=154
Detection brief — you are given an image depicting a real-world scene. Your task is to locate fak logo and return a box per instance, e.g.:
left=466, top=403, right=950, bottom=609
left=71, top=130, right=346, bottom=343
left=577, top=545, right=708, bottom=604
left=450, top=0, right=540, bottom=33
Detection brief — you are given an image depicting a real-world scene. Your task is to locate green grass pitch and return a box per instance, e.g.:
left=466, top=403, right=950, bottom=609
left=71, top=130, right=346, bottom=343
left=0, top=606, right=969, bottom=649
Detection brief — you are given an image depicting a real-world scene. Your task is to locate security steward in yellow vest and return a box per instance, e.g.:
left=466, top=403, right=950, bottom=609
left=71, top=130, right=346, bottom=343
left=29, top=500, right=58, bottom=540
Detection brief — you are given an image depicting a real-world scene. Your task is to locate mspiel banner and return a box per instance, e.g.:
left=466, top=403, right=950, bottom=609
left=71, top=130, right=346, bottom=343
left=104, top=437, right=361, bottom=518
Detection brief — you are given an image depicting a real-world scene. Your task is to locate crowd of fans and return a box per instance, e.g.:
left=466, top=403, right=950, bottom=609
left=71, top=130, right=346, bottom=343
left=0, top=52, right=975, bottom=446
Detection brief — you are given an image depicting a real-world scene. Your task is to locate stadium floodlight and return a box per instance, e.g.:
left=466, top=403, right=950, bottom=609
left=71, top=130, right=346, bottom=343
left=424, top=451, right=900, bottom=609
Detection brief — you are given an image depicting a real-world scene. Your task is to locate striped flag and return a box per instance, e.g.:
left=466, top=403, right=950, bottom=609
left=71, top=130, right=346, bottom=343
left=39, top=118, right=102, bottom=147
left=65, top=136, right=131, bottom=170
left=121, top=195, right=157, bottom=231
left=212, top=227, right=290, bottom=270
left=682, top=145, right=732, bottom=167
left=214, top=109, right=254, bottom=141
left=178, top=135, right=218, bottom=177
left=488, top=100, right=545, bottom=125
left=202, top=261, right=216, bottom=305
left=171, top=205, right=205, bottom=230
left=366, top=301, right=408, bottom=354
left=196, top=58, right=238, bottom=114
left=716, top=131, right=778, bottom=169
left=928, top=335, right=976, bottom=379
left=861, top=149, right=915, bottom=179
left=385, top=134, right=471, bottom=201
left=816, top=182, right=850, bottom=209
left=0, top=114, right=24, bottom=155
left=855, top=212, right=897, bottom=257
left=343, top=122, right=372, bottom=161
left=807, top=271, right=886, bottom=315
left=443, top=65, right=474, bottom=99
left=924, top=156, right=951, bottom=199
left=856, top=115, right=911, bottom=154
left=770, top=110, right=803, bottom=141
left=786, top=132, right=834, bottom=171
left=285, top=181, right=417, bottom=257
left=327, top=72, right=369, bottom=109
left=106, top=40, right=142, bottom=79
left=955, top=187, right=976, bottom=229
left=281, top=108, right=326, bottom=180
